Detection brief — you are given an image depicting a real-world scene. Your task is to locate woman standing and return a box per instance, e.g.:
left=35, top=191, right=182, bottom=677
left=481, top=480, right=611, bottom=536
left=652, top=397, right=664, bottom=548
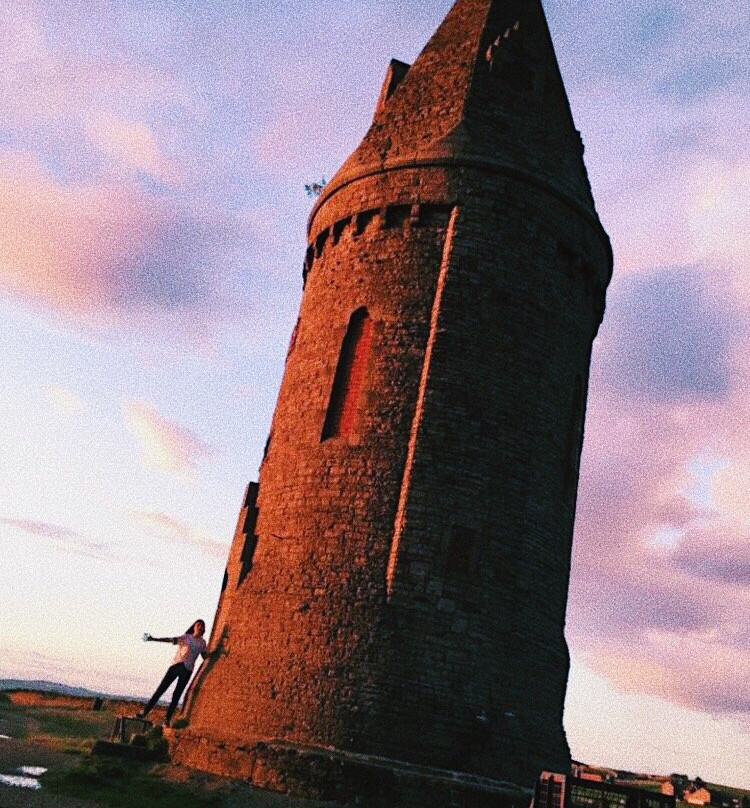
left=138, top=619, right=208, bottom=726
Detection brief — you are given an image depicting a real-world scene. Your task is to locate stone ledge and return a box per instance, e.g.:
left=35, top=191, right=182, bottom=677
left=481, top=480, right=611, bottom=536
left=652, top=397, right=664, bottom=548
left=169, top=731, right=532, bottom=808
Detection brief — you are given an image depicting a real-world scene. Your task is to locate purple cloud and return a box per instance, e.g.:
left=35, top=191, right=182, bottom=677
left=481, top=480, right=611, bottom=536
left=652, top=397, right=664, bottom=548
left=673, top=523, right=750, bottom=587
left=599, top=266, right=733, bottom=402
left=1, top=519, right=79, bottom=541
left=1, top=518, right=108, bottom=559
left=0, top=151, right=254, bottom=341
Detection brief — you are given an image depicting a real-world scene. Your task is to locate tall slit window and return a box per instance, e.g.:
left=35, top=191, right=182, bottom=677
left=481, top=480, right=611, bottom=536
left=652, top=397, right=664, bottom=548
left=563, top=378, right=584, bottom=502
left=321, top=307, right=373, bottom=441
left=238, top=483, right=259, bottom=586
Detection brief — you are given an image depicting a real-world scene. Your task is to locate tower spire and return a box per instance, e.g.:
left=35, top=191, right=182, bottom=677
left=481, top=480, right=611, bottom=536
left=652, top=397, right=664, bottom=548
left=317, top=0, right=596, bottom=229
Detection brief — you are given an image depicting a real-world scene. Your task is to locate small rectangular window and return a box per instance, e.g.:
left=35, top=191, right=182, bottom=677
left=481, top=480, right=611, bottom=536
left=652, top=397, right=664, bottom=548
left=314, top=228, right=329, bottom=257
left=563, top=378, right=584, bottom=502
left=238, top=530, right=258, bottom=585
left=238, top=483, right=260, bottom=586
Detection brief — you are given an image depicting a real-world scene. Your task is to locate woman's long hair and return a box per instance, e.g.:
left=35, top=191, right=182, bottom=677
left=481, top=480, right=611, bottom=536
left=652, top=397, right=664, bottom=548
left=186, top=619, right=206, bottom=635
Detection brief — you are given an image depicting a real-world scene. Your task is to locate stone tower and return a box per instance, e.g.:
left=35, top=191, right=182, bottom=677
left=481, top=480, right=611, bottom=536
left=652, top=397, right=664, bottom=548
left=172, top=0, right=612, bottom=802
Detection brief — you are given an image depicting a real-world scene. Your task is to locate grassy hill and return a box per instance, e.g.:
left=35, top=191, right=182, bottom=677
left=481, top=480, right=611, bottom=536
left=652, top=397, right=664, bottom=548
left=0, top=679, right=122, bottom=699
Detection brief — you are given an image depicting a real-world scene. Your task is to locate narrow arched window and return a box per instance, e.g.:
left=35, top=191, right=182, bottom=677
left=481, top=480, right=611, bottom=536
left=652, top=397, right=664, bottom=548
left=321, top=307, right=373, bottom=441
left=563, top=378, right=584, bottom=502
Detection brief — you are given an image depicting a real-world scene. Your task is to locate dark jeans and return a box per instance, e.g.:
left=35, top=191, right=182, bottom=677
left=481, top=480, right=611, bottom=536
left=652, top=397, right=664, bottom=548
left=142, top=662, right=192, bottom=723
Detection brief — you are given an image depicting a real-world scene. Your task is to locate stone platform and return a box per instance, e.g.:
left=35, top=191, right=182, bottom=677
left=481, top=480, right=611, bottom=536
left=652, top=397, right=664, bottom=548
left=169, top=731, right=532, bottom=808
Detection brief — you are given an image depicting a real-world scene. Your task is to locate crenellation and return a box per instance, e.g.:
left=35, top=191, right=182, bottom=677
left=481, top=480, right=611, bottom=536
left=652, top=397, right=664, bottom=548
left=314, top=227, right=329, bottom=257
left=354, top=208, right=377, bottom=236
left=331, top=216, right=349, bottom=245
left=304, top=201, right=463, bottom=282
left=384, top=203, right=410, bottom=229
left=416, top=202, right=454, bottom=228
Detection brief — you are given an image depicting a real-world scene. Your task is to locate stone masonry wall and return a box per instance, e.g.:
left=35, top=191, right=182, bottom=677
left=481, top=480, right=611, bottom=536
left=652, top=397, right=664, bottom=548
left=176, top=0, right=612, bottom=795
left=181, top=161, right=608, bottom=788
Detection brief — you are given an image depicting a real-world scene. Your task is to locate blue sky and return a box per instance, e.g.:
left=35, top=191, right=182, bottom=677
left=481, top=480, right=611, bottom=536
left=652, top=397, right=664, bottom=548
left=0, top=0, right=748, bottom=788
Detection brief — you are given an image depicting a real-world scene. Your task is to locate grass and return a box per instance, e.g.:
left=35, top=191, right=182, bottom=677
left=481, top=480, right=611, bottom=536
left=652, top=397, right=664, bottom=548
left=29, top=709, right=112, bottom=750
left=1, top=701, right=114, bottom=754
left=43, top=758, right=223, bottom=808
left=1, top=693, right=224, bottom=806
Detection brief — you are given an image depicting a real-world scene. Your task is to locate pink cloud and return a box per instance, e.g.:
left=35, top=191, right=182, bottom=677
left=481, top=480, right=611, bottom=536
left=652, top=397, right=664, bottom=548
left=0, top=151, right=141, bottom=313
left=586, top=638, right=750, bottom=722
left=570, top=476, right=750, bottom=722
left=123, top=399, right=216, bottom=475
left=567, top=12, right=750, bottom=716
left=0, top=151, right=232, bottom=333
left=130, top=510, right=228, bottom=559
left=85, top=113, right=182, bottom=185
left=570, top=41, right=750, bottom=725
left=673, top=521, right=750, bottom=588
left=0, top=2, right=189, bottom=130
left=45, top=383, right=85, bottom=416
left=0, top=7, right=246, bottom=342
left=711, top=462, right=750, bottom=521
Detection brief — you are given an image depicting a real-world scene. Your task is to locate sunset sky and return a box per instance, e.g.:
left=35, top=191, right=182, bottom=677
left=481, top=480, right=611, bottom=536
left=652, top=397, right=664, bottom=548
left=0, top=0, right=748, bottom=789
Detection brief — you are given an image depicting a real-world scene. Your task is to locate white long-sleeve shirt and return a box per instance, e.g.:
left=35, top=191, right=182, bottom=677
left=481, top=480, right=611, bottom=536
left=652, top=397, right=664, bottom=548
left=172, top=634, right=207, bottom=671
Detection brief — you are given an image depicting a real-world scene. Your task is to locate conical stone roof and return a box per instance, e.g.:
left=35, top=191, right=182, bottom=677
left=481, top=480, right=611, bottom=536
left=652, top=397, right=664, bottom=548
left=314, top=0, right=599, bottom=221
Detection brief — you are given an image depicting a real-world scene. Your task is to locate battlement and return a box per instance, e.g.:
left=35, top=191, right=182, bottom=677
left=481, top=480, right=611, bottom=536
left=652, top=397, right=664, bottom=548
left=304, top=201, right=454, bottom=287
left=305, top=199, right=606, bottom=328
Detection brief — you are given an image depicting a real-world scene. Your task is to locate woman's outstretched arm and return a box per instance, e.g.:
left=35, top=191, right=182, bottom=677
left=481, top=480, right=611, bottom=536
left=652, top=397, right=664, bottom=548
left=143, top=634, right=179, bottom=644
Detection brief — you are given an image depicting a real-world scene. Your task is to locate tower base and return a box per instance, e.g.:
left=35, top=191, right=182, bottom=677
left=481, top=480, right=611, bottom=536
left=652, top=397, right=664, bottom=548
left=169, top=731, right=532, bottom=808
